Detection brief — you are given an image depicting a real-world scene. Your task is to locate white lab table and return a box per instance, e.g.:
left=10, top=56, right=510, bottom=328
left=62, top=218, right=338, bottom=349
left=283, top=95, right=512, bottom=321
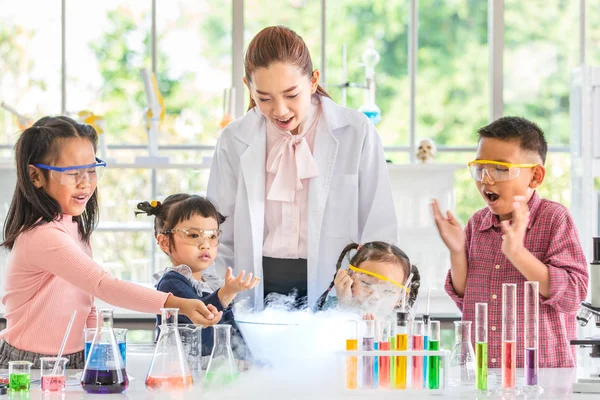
left=0, top=343, right=598, bottom=400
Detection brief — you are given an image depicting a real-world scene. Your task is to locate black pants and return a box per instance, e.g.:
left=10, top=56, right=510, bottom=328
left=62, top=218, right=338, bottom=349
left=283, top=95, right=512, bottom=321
left=262, top=257, right=307, bottom=308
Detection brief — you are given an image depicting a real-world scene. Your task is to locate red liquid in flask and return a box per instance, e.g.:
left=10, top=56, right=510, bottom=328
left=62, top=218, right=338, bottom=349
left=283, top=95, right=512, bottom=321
left=145, top=375, right=193, bottom=391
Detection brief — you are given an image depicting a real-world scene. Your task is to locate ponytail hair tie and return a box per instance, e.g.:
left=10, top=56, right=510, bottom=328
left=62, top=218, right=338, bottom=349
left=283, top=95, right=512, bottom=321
left=135, top=200, right=162, bottom=217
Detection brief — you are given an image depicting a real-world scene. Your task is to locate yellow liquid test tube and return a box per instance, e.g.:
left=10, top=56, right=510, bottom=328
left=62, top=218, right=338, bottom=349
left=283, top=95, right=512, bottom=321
left=394, top=311, right=409, bottom=389
left=345, top=321, right=358, bottom=390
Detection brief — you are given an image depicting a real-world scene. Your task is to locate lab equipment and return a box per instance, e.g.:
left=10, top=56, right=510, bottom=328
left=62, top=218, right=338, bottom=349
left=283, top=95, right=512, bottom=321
left=205, top=324, right=239, bottom=387
left=345, top=320, right=358, bottom=390
left=146, top=308, right=193, bottom=391
left=40, top=357, right=68, bottom=392
left=85, top=328, right=127, bottom=366
left=449, top=321, right=476, bottom=386
left=360, top=320, right=375, bottom=388
left=502, top=283, right=517, bottom=390
left=427, top=321, right=440, bottom=389
left=394, top=311, right=409, bottom=389
left=81, top=309, right=129, bottom=394
left=411, top=320, right=424, bottom=389
left=475, top=302, right=488, bottom=391
left=8, top=361, right=32, bottom=392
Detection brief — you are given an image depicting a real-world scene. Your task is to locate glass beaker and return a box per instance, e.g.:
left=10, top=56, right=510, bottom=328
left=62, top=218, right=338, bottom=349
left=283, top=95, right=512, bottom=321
left=204, top=324, right=239, bottom=387
left=40, top=357, right=68, bottom=392
left=449, top=321, right=476, bottom=386
left=8, top=361, right=32, bottom=391
left=85, top=328, right=127, bottom=366
left=146, top=308, right=193, bottom=391
left=178, top=324, right=203, bottom=371
left=81, top=308, right=129, bottom=394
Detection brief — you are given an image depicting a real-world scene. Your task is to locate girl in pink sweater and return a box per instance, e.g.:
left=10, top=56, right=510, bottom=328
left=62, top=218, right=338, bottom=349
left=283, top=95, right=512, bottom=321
left=0, top=116, right=222, bottom=368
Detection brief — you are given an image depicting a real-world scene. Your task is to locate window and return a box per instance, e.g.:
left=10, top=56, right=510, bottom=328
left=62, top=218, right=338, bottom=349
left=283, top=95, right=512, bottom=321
left=417, top=0, right=489, bottom=147
left=327, top=0, right=410, bottom=149
left=0, top=0, right=61, bottom=144
left=66, top=0, right=150, bottom=145
left=588, top=0, right=600, bottom=65
left=504, top=0, right=578, bottom=145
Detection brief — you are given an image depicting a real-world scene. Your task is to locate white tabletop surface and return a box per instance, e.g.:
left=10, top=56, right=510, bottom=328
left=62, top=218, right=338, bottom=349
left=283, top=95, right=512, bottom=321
left=0, top=343, right=598, bottom=400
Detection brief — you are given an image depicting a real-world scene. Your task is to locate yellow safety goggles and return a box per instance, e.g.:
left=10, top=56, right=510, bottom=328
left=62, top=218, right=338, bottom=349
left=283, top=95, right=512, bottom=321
left=467, top=160, right=538, bottom=182
left=349, top=265, right=409, bottom=292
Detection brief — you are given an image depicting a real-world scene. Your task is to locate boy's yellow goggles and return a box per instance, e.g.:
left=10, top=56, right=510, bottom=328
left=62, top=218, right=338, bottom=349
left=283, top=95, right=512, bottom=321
left=348, top=265, right=409, bottom=292
left=467, top=160, right=538, bottom=182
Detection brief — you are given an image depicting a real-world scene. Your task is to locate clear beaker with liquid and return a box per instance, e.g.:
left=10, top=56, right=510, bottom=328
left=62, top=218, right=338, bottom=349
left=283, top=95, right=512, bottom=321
left=178, top=324, right=203, bottom=371
left=449, top=320, right=476, bottom=386
left=8, top=361, right=32, bottom=392
left=81, top=308, right=129, bottom=394
left=146, top=308, right=193, bottom=391
left=40, top=357, right=68, bottom=392
left=204, top=324, right=239, bottom=387
left=85, top=327, right=127, bottom=366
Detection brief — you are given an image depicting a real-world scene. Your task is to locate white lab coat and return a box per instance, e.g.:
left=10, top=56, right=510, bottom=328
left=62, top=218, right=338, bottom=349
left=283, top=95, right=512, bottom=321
left=207, top=96, right=398, bottom=309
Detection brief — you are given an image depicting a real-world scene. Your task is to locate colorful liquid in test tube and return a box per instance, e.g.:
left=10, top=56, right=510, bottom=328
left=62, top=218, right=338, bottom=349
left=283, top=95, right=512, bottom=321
left=502, top=283, right=517, bottom=389
left=394, top=312, right=409, bottom=389
left=361, top=320, right=375, bottom=388
left=345, top=321, right=358, bottom=390
left=411, top=320, right=424, bottom=389
left=427, top=321, right=440, bottom=389
left=524, top=281, right=539, bottom=387
left=377, top=320, right=392, bottom=388
left=423, top=314, right=429, bottom=388
left=475, top=303, right=488, bottom=391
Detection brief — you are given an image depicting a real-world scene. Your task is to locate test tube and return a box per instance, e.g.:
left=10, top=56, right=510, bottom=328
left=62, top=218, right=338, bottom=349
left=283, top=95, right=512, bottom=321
left=427, top=321, right=441, bottom=389
left=524, top=281, right=539, bottom=387
left=475, top=303, right=488, bottom=391
left=361, top=320, right=375, bottom=388
left=389, top=318, right=397, bottom=385
left=377, top=320, right=392, bottom=388
left=346, top=321, right=358, bottom=390
left=411, top=320, right=424, bottom=389
left=394, top=312, right=409, bottom=389
left=502, top=283, right=517, bottom=389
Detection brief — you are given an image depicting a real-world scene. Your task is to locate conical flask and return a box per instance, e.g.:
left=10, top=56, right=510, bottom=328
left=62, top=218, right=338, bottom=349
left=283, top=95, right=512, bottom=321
left=81, top=309, right=129, bottom=394
left=204, top=324, right=238, bottom=387
left=146, top=308, right=193, bottom=391
left=449, top=321, right=476, bottom=386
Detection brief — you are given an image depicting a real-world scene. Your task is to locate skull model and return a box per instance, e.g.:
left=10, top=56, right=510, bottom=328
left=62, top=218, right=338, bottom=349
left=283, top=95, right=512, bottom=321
left=416, top=138, right=437, bottom=163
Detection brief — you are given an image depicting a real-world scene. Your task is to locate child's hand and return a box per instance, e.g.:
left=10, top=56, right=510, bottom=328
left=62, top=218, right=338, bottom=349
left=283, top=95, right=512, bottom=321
left=223, top=267, right=260, bottom=294
left=218, top=267, right=260, bottom=307
left=362, top=313, right=375, bottom=320
left=431, top=199, right=465, bottom=254
left=166, top=296, right=223, bottom=327
left=334, top=269, right=353, bottom=304
left=500, top=196, right=529, bottom=259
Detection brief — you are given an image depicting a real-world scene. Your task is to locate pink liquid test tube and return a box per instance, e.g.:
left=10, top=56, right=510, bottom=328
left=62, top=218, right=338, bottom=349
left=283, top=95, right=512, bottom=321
left=411, top=320, right=424, bottom=389
left=502, top=283, right=517, bottom=390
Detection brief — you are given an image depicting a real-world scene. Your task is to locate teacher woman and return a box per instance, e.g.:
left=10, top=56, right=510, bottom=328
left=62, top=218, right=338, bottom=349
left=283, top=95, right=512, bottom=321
left=207, top=26, right=398, bottom=309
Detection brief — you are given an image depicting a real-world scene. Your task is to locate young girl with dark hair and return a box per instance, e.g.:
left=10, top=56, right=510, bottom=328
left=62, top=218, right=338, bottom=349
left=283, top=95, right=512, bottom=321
left=0, top=117, right=221, bottom=369
left=137, top=194, right=258, bottom=360
left=316, top=241, right=420, bottom=317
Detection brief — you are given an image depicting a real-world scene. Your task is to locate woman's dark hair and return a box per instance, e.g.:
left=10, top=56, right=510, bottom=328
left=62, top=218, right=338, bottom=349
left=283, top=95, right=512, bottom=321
left=244, top=25, right=331, bottom=111
left=1, top=116, right=99, bottom=250
left=136, top=194, right=226, bottom=251
left=316, top=241, right=420, bottom=310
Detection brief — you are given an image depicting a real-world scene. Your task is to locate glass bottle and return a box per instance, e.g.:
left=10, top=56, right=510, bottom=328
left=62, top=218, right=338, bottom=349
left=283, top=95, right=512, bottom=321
left=146, top=308, right=193, bottom=391
left=449, top=321, right=476, bottom=386
left=204, top=324, right=239, bottom=387
left=81, top=309, right=129, bottom=394
left=357, top=39, right=382, bottom=125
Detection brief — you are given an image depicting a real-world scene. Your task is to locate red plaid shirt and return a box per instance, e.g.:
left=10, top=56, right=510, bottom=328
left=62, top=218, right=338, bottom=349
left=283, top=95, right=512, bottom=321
left=445, top=191, right=588, bottom=368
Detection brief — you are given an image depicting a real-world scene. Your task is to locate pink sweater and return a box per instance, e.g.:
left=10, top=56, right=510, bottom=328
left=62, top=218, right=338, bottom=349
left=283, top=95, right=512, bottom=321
left=0, top=215, right=169, bottom=355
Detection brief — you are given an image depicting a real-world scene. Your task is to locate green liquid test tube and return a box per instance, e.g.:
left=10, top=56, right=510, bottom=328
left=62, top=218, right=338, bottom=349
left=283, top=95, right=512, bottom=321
left=427, top=320, right=441, bottom=390
left=475, top=302, right=488, bottom=391
left=390, top=327, right=396, bottom=384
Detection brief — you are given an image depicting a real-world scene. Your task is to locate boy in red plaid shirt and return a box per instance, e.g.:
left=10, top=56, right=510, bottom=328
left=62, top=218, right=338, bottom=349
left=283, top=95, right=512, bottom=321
left=432, top=116, right=588, bottom=367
